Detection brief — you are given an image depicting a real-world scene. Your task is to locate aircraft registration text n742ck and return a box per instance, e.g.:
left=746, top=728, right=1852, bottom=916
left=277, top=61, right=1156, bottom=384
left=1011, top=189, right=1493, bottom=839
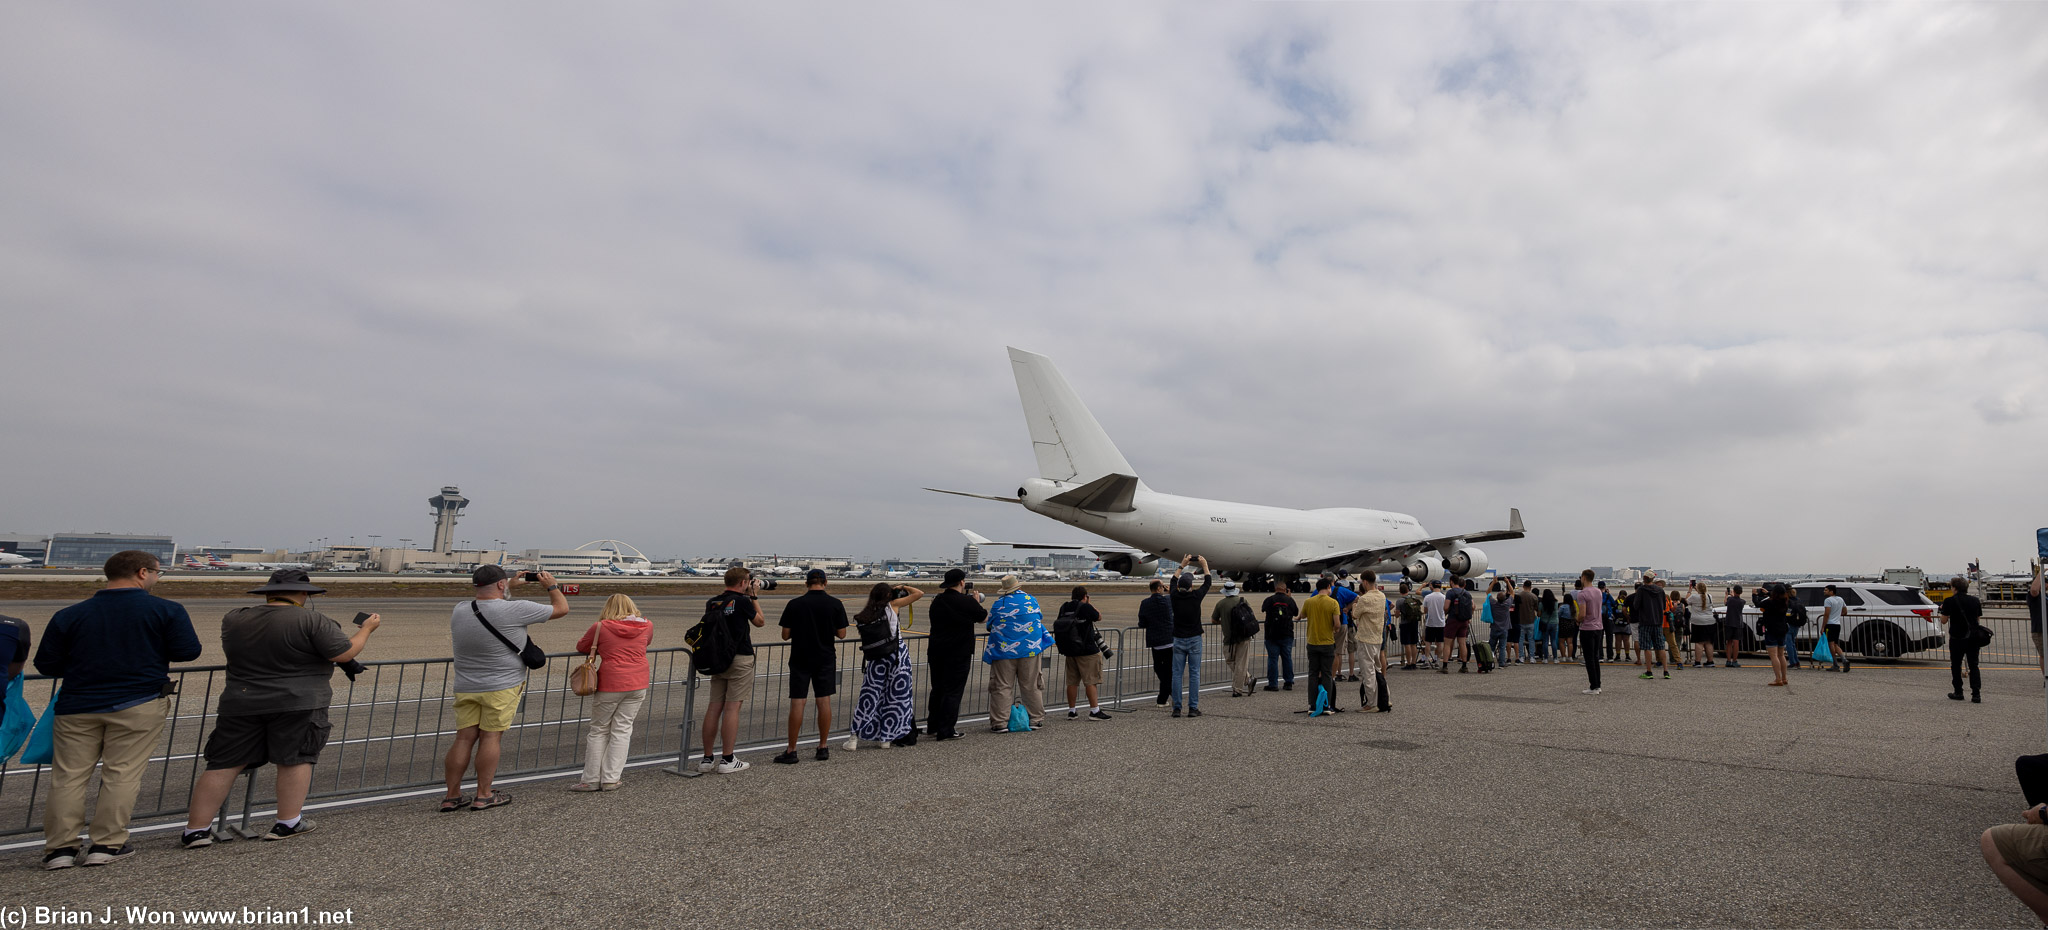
left=927, top=347, right=1524, bottom=584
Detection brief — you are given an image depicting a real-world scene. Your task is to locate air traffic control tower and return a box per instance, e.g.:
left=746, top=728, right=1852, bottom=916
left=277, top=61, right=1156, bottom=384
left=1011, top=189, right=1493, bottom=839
left=428, top=486, right=468, bottom=553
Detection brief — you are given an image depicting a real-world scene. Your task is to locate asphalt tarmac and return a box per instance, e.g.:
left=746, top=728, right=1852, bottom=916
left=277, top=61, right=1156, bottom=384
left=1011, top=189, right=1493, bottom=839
left=5, top=649, right=2044, bottom=928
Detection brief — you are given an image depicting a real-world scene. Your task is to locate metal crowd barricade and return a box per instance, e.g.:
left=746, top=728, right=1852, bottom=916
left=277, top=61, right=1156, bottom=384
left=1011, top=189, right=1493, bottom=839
left=0, top=647, right=702, bottom=840
left=0, top=608, right=1278, bottom=842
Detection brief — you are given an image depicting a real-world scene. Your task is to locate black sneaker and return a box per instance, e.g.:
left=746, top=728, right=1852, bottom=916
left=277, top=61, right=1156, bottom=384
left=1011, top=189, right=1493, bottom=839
left=1068, top=709, right=1079, bottom=719
left=1283, top=682, right=1293, bottom=691
left=934, top=732, right=964, bottom=742
left=814, top=746, right=832, bottom=760
left=43, top=847, right=78, bottom=870
left=1262, top=684, right=1278, bottom=691
left=772, top=750, right=800, bottom=765
left=1171, top=707, right=1182, bottom=718
left=1088, top=710, right=1112, bottom=721
left=83, top=844, right=135, bottom=866
left=179, top=830, right=214, bottom=849
left=1187, top=708, right=1203, bottom=718
left=264, top=818, right=317, bottom=841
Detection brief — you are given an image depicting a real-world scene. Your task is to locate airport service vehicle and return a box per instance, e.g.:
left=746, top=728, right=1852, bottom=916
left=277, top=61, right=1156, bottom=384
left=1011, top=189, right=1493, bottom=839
left=1713, top=581, right=1943, bottom=658
left=930, top=347, right=1524, bottom=586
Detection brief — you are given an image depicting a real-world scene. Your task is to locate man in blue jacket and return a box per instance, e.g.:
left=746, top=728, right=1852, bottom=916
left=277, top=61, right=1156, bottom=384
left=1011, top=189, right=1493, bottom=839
left=35, top=550, right=202, bottom=869
left=1137, top=579, right=1174, bottom=706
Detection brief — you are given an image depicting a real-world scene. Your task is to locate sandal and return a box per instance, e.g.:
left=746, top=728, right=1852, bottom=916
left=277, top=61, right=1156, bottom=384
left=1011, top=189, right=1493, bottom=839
left=470, top=792, right=513, bottom=811
left=567, top=783, right=599, bottom=792
left=598, top=783, right=621, bottom=792
left=438, top=796, right=472, bottom=813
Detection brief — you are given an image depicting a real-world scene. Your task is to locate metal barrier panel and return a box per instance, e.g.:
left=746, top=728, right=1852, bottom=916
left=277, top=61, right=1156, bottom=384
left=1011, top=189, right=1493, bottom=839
left=0, top=647, right=703, bottom=840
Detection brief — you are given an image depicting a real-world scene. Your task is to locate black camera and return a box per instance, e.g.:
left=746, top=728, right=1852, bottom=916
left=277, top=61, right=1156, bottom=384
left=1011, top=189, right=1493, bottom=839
left=523, top=571, right=541, bottom=582
left=892, top=586, right=909, bottom=600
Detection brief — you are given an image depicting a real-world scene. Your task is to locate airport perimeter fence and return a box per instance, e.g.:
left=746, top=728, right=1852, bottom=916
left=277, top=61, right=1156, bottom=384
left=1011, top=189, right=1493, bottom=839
left=0, top=621, right=1274, bottom=843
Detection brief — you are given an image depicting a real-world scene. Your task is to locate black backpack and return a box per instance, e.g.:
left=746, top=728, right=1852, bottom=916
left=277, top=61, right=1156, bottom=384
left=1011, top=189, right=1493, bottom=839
left=1052, top=603, right=1093, bottom=657
left=685, top=596, right=741, bottom=676
left=1228, top=600, right=1259, bottom=642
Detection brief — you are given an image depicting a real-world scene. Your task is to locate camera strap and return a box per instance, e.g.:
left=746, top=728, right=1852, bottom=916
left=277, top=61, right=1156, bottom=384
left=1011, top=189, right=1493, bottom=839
left=471, top=599, right=529, bottom=658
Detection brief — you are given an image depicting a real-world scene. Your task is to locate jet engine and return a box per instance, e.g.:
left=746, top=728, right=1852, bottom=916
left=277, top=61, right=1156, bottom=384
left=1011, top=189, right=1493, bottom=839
left=1402, top=555, right=1445, bottom=584
left=1101, top=553, right=1159, bottom=579
left=1443, top=547, right=1489, bottom=579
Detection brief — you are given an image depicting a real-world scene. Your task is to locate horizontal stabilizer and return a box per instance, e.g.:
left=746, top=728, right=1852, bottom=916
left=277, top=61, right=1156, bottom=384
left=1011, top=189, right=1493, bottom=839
left=956, top=533, right=1149, bottom=558
left=1045, top=473, right=1139, bottom=513
left=923, top=488, right=1022, bottom=504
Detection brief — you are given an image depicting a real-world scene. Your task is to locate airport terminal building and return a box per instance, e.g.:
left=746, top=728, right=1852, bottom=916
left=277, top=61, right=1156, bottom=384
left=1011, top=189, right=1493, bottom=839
left=45, top=531, right=175, bottom=569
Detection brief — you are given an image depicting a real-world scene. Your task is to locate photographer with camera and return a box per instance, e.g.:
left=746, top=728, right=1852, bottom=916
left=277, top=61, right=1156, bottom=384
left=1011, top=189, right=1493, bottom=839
left=1054, top=586, right=1112, bottom=721
left=696, top=567, right=767, bottom=773
left=442, top=565, right=567, bottom=810
left=984, top=575, right=1052, bottom=732
left=922, top=569, right=985, bottom=741
left=847, top=582, right=923, bottom=750
left=181, top=569, right=379, bottom=845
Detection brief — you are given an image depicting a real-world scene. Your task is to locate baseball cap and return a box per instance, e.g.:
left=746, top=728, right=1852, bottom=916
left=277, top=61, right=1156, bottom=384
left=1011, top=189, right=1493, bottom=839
left=943, top=568, right=966, bottom=586
left=472, top=564, right=511, bottom=586
left=805, top=568, right=828, bottom=583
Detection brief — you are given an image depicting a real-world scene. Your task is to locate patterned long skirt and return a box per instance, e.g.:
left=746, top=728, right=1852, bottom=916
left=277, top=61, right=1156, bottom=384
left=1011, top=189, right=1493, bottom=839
left=852, top=640, right=915, bottom=741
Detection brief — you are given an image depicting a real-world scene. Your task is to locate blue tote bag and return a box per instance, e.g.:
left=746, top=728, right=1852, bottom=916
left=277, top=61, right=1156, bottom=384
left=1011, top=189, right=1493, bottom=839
left=0, top=675, right=31, bottom=760
left=1812, top=631, right=1834, bottom=665
left=20, top=688, right=58, bottom=765
left=1006, top=704, right=1031, bottom=732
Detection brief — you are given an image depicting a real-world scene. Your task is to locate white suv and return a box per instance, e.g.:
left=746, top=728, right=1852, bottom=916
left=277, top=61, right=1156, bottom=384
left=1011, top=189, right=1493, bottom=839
left=1712, top=582, right=1945, bottom=658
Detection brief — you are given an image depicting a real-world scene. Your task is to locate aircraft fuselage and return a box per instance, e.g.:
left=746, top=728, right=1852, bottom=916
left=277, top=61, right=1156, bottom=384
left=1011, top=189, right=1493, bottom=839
left=1020, top=478, right=1429, bottom=575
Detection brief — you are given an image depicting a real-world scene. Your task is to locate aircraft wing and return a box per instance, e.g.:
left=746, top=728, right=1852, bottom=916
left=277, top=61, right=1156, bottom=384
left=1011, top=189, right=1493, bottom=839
left=1294, top=508, right=1526, bottom=573
left=924, top=487, right=1022, bottom=504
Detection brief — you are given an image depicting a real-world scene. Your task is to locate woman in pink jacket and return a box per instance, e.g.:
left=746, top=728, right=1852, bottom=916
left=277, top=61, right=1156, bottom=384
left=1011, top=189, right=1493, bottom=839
left=570, top=594, right=654, bottom=791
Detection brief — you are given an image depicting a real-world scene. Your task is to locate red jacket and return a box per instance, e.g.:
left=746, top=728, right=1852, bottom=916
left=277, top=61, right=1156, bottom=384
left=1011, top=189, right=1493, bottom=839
left=575, top=616, right=653, bottom=692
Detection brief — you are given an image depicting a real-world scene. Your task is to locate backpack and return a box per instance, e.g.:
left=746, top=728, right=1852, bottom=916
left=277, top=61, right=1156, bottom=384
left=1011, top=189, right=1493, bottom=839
left=1228, top=600, right=1259, bottom=643
left=685, top=596, right=741, bottom=676
left=1052, top=603, right=1092, bottom=657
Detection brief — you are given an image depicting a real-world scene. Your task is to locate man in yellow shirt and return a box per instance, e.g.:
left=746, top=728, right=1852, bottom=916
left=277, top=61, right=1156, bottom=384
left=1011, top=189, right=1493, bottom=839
left=1301, top=579, right=1342, bottom=714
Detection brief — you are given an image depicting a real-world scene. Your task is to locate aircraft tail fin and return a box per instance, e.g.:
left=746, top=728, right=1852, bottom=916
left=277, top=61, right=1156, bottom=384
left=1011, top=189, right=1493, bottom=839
left=1007, top=347, right=1138, bottom=483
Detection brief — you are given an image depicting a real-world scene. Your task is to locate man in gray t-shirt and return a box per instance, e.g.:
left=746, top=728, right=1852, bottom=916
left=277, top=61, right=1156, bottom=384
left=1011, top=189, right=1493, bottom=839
left=442, top=564, right=568, bottom=812
left=182, top=569, right=379, bottom=846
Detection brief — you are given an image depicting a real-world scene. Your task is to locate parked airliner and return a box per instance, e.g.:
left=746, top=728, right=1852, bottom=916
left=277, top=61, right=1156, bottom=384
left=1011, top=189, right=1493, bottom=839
left=929, top=347, right=1524, bottom=586
left=0, top=552, right=32, bottom=567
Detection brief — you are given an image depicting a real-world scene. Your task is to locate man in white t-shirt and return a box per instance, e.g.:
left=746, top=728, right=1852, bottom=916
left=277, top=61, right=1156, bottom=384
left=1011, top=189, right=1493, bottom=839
left=1421, top=583, right=1449, bottom=672
left=440, top=564, right=568, bottom=812
left=1821, top=584, right=1851, bottom=673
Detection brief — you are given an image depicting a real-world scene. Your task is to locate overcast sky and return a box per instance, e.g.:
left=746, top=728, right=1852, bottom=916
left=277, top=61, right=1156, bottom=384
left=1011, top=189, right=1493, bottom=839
left=2, top=3, right=2044, bottom=575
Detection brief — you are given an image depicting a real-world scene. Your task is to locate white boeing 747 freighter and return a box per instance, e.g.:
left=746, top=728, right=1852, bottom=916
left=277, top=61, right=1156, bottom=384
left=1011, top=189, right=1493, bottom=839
left=927, top=347, right=1524, bottom=584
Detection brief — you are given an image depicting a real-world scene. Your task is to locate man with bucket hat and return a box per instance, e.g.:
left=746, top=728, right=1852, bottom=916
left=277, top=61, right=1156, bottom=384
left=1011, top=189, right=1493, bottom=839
left=180, top=569, right=379, bottom=847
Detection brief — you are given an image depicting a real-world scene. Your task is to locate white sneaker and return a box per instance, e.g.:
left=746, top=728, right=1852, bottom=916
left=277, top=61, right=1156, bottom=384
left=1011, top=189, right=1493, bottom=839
left=843, top=737, right=859, bottom=751
left=697, top=757, right=717, bottom=773
left=714, top=757, right=750, bottom=774
left=1581, top=688, right=1602, bottom=695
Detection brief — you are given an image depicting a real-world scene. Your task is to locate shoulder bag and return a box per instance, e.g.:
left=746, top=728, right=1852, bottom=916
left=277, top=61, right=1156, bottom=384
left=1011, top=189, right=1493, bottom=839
left=473, top=600, right=548, bottom=670
left=570, top=622, right=603, bottom=696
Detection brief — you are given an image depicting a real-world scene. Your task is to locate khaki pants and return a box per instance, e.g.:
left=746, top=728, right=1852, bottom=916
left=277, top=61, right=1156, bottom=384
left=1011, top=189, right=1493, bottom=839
left=1225, top=639, right=1253, bottom=694
left=580, top=688, right=647, bottom=786
left=1357, top=643, right=1383, bottom=706
left=46, top=698, right=169, bottom=851
left=1665, top=625, right=1684, bottom=667
left=987, top=657, right=1044, bottom=728
left=1333, top=624, right=1357, bottom=672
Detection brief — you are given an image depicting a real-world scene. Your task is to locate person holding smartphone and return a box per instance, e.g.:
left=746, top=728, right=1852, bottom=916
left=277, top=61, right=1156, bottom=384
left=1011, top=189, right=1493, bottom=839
left=181, top=568, right=378, bottom=846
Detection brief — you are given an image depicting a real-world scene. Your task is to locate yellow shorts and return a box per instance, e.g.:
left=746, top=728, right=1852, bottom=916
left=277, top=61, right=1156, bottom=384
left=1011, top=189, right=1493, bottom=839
left=453, top=685, right=525, bottom=732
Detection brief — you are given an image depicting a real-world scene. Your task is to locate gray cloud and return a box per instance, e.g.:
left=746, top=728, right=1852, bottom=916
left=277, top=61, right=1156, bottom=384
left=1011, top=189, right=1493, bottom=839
left=1, top=3, right=2044, bottom=575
